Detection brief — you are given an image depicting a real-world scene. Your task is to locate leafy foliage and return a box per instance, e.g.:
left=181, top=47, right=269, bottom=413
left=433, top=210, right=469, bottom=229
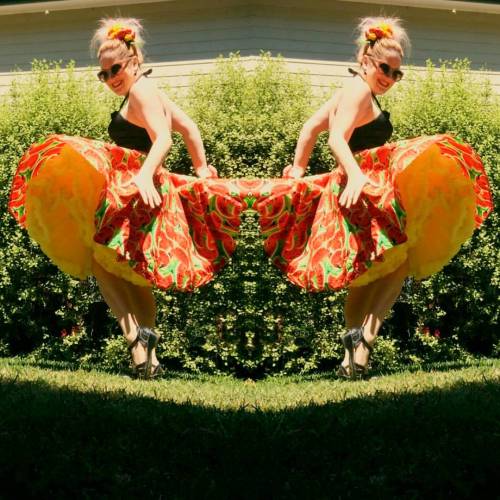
left=384, top=59, right=500, bottom=358
left=0, top=56, right=498, bottom=376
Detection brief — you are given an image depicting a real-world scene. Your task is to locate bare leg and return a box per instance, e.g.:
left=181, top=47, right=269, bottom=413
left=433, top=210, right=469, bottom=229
left=341, top=261, right=409, bottom=369
left=91, top=260, right=158, bottom=366
left=130, top=285, right=159, bottom=366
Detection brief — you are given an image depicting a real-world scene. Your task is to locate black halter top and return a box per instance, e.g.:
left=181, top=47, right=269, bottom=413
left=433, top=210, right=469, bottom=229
left=108, top=69, right=153, bottom=153
left=347, top=68, right=393, bottom=153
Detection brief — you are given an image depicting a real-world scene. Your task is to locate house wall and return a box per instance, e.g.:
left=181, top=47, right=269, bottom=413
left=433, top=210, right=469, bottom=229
left=1, top=0, right=499, bottom=94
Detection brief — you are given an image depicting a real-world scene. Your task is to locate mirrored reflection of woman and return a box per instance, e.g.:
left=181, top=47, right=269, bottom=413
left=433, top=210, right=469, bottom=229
left=9, top=18, right=227, bottom=379
left=277, top=17, right=493, bottom=379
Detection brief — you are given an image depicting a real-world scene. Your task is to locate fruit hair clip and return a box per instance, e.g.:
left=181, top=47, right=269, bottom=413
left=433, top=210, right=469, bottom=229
left=364, top=23, right=393, bottom=45
left=107, top=25, right=136, bottom=47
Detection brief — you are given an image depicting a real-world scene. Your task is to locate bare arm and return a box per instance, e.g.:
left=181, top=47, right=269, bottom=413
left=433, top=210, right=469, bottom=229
left=328, top=84, right=373, bottom=208
left=166, top=97, right=217, bottom=179
left=283, top=97, right=334, bottom=178
left=128, top=84, right=173, bottom=208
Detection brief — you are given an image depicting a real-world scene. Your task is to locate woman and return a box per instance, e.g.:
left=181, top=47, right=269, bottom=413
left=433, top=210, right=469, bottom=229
left=272, top=17, right=493, bottom=379
left=9, top=18, right=236, bottom=378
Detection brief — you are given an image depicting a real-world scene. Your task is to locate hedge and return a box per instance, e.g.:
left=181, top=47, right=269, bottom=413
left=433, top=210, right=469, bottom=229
left=0, top=55, right=498, bottom=376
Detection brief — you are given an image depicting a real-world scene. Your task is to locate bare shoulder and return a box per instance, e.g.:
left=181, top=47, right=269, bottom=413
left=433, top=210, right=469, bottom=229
left=128, top=76, right=161, bottom=106
left=322, top=79, right=370, bottom=120
left=306, top=90, right=340, bottom=128
left=338, top=76, right=372, bottom=108
left=132, top=81, right=180, bottom=115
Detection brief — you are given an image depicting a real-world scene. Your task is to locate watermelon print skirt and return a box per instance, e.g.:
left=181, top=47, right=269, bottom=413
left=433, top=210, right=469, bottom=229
left=8, top=134, right=243, bottom=290
left=256, top=134, right=493, bottom=291
left=9, top=134, right=493, bottom=292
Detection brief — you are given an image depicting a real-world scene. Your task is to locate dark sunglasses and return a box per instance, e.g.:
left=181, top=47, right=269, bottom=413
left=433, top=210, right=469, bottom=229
left=97, top=57, right=132, bottom=82
left=369, top=56, right=404, bottom=82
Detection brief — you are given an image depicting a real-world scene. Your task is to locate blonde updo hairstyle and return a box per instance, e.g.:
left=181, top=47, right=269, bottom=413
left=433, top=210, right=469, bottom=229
left=355, top=16, right=410, bottom=64
left=91, top=17, right=145, bottom=64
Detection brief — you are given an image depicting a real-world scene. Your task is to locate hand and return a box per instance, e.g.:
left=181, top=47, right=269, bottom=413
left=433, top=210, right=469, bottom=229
left=196, top=164, right=218, bottom=178
left=131, top=171, right=162, bottom=208
left=339, top=169, right=375, bottom=209
left=282, top=164, right=305, bottom=178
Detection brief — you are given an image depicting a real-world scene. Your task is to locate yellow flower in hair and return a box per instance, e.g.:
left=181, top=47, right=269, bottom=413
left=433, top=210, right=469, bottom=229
left=107, top=24, right=121, bottom=39
left=107, top=24, right=136, bottom=44
left=379, top=23, right=394, bottom=38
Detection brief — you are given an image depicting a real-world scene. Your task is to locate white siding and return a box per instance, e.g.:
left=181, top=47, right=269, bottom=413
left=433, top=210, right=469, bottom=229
left=1, top=0, right=499, bottom=94
left=249, top=1, right=500, bottom=71
left=1, top=1, right=255, bottom=71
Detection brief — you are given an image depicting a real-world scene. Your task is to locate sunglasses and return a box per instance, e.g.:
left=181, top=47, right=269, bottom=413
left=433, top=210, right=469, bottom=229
left=368, top=56, right=404, bottom=82
left=97, top=57, right=133, bottom=83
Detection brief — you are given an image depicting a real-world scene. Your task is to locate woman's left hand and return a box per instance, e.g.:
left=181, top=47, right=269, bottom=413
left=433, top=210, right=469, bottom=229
left=197, top=164, right=218, bottom=178
left=282, top=165, right=305, bottom=178
left=339, top=169, right=374, bottom=209
left=131, top=171, right=162, bottom=208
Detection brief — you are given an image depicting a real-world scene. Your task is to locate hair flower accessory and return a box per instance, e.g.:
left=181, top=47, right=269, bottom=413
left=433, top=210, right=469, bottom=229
left=107, top=24, right=136, bottom=45
left=365, top=23, right=393, bottom=44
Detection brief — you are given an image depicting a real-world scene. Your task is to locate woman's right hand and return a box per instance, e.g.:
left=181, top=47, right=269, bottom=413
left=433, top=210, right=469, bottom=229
left=282, top=165, right=305, bottom=178
left=196, top=164, right=218, bottom=179
left=131, top=171, right=162, bottom=208
left=339, top=168, right=374, bottom=208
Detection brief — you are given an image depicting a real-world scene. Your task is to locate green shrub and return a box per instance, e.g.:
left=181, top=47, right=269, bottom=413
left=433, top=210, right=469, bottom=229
left=404, top=328, right=476, bottom=367
left=384, top=59, right=499, bottom=357
left=0, top=61, right=115, bottom=356
left=369, top=336, right=403, bottom=373
left=0, top=56, right=497, bottom=376
left=100, top=335, right=130, bottom=373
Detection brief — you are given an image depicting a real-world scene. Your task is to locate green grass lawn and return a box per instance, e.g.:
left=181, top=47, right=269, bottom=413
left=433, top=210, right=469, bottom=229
left=0, top=357, right=498, bottom=499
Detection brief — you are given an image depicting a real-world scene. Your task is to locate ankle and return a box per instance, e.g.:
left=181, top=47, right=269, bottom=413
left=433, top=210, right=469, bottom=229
left=124, top=325, right=140, bottom=345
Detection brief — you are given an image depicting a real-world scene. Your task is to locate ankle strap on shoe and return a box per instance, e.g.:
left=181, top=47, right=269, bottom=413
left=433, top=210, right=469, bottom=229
left=347, top=327, right=373, bottom=353
left=128, top=326, right=155, bottom=352
left=360, top=335, right=373, bottom=353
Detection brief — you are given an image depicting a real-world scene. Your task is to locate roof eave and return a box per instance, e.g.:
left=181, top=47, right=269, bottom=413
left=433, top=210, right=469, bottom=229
left=338, top=0, right=500, bottom=15
left=0, top=0, right=177, bottom=16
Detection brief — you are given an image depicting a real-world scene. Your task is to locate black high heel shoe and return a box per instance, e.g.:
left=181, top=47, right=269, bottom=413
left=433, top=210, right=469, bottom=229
left=128, top=326, right=162, bottom=379
left=337, top=327, right=373, bottom=380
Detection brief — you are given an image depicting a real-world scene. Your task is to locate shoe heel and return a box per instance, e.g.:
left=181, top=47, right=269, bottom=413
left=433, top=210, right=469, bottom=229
left=144, top=330, right=159, bottom=380
left=343, top=327, right=366, bottom=380
left=342, top=332, right=356, bottom=380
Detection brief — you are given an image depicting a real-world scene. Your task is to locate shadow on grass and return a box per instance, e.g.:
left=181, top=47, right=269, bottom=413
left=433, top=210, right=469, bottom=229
left=0, top=374, right=498, bottom=498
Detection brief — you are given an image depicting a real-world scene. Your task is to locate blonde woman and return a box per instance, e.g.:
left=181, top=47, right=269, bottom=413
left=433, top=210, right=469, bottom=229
left=9, top=18, right=235, bottom=378
left=267, top=17, right=493, bottom=378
